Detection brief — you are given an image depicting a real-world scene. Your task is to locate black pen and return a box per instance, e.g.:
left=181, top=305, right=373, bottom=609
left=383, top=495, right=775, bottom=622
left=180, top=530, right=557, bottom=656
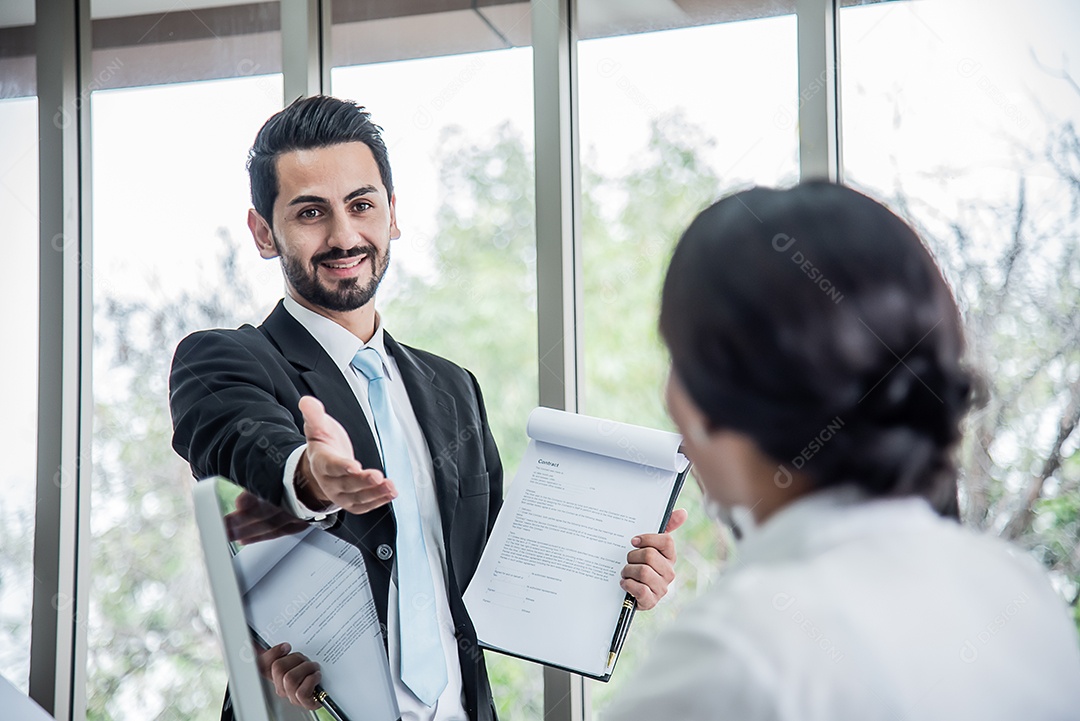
left=605, top=460, right=691, bottom=672
left=606, top=595, right=637, bottom=668
left=313, top=686, right=349, bottom=721
left=251, top=632, right=350, bottom=721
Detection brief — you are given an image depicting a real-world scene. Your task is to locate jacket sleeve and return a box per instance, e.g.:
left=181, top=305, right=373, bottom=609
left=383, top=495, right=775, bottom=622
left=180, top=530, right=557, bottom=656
left=169, top=329, right=305, bottom=504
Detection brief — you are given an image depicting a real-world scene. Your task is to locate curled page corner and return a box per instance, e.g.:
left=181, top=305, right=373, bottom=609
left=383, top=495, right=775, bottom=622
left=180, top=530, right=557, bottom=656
left=527, top=407, right=685, bottom=472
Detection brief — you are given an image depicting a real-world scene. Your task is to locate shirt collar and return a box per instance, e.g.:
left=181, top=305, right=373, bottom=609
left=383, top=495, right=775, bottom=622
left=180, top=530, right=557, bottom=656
left=732, top=486, right=937, bottom=569
left=282, top=294, right=394, bottom=380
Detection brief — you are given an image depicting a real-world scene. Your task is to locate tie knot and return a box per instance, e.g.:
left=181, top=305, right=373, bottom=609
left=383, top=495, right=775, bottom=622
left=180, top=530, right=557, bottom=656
left=351, top=346, right=385, bottom=381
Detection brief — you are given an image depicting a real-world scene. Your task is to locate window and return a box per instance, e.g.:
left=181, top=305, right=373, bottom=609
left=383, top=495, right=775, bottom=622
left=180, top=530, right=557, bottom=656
left=21, top=0, right=1076, bottom=717
left=87, top=2, right=283, bottom=715
left=0, top=0, right=37, bottom=691
left=331, top=3, right=541, bottom=712
left=576, top=2, right=798, bottom=713
left=841, top=0, right=1080, bottom=629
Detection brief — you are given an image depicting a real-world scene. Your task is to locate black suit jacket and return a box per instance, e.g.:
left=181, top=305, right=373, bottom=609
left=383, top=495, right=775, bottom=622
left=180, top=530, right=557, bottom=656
left=170, top=300, right=503, bottom=721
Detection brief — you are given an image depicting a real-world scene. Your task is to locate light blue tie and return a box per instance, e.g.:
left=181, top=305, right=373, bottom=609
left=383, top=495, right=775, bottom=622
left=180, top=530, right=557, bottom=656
left=351, top=346, right=448, bottom=706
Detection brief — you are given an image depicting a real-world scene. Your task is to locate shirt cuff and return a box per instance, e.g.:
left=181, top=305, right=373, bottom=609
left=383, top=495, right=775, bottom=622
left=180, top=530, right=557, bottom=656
left=281, top=444, right=342, bottom=522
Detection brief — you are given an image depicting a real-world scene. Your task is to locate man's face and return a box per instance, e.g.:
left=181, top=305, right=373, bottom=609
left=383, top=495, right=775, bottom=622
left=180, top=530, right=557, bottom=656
left=249, top=141, right=399, bottom=314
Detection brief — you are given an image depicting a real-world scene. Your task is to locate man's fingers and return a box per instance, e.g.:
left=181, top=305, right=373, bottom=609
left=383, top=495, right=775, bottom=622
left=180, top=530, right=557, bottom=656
left=256, top=642, right=290, bottom=679
left=300, top=396, right=352, bottom=449
left=270, top=651, right=322, bottom=709
left=622, top=531, right=680, bottom=611
left=625, top=546, right=676, bottom=582
left=336, top=477, right=398, bottom=514
left=310, top=451, right=364, bottom=479
left=319, top=469, right=396, bottom=499
left=303, top=464, right=398, bottom=515
left=298, top=396, right=400, bottom=516
left=630, top=532, right=677, bottom=563
left=298, top=395, right=327, bottom=425
left=622, top=569, right=660, bottom=613
left=281, top=659, right=322, bottom=709
left=663, top=508, right=689, bottom=533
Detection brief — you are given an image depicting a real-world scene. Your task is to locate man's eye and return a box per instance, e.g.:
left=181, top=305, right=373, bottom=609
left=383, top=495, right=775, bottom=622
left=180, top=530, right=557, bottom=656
left=299, top=208, right=320, bottom=219
left=352, top=201, right=372, bottom=212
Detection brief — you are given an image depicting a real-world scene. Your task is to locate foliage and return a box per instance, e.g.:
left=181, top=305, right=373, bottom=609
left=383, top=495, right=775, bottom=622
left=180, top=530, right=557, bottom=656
left=859, top=120, right=1080, bottom=625
left=87, top=234, right=261, bottom=719
left=76, top=104, right=1078, bottom=719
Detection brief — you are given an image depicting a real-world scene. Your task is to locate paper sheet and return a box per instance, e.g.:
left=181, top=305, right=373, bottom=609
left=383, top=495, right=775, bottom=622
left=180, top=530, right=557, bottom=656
left=235, top=530, right=398, bottom=721
left=465, top=408, right=687, bottom=677
left=527, top=407, right=688, bottom=474
left=0, top=675, right=53, bottom=721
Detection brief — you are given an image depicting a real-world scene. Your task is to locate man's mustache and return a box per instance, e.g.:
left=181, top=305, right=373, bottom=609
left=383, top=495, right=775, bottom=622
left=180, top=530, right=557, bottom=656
left=311, top=246, right=376, bottom=265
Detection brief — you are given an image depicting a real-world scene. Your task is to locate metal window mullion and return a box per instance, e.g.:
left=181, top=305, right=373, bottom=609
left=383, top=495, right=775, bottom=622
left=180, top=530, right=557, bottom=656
left=532, top=0, right=588, bottom=719
left=282, top=0, right=329, bottom=102
left=31, top=0, right=92, bottom=718
left=796, top=0, right=841, bottom=181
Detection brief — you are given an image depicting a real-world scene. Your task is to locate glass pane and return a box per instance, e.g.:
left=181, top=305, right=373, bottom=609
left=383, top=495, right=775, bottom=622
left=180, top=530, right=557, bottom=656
left=88, top=3, right=283, bottom=714
left=577, top=3, right=799, bottom=714
left=198, top=476, right=396, bottom=721
left=841, top=0, right=1080, bottom=635
left=332, top=9, right=540, bottom=715
left=0, top=3, right=37, bottom=688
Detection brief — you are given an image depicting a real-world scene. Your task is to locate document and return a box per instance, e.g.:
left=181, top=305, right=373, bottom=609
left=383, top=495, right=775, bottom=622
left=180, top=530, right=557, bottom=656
left=234, top=526, right=398, bottom=721
left=0, top=674, right=53, bottom=721
left=464, top=407, right=689, bottom=679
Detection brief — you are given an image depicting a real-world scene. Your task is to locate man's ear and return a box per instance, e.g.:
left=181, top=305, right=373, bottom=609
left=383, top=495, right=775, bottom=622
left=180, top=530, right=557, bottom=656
left=248, top=208, right=279, bottom=259
left=388, top=193, right=401, bottom=241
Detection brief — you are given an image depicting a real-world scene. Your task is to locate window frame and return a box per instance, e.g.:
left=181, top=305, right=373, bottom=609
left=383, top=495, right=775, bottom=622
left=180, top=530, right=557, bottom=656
left=26, top=0, right=842, bottom=718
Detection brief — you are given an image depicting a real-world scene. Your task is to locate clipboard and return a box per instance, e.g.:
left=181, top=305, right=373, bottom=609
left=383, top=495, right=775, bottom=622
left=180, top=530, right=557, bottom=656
left=194, top=476, right=400, bottom=721
left=471, top=456, right=691, bottom=682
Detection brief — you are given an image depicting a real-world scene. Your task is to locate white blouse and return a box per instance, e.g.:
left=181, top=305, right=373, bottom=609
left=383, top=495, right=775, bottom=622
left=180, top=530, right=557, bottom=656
left=603, top=488, right=1080, bottom=721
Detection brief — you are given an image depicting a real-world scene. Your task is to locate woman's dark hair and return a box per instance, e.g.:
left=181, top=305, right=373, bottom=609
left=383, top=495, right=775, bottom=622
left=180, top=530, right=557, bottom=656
left=247, top=95, right=393, bottom=228
left=660, top=182, right=972, bottom=515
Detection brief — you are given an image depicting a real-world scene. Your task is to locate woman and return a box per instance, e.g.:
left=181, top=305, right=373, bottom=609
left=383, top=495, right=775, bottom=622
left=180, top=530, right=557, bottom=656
left=604, top=183, right=1080, bottom=720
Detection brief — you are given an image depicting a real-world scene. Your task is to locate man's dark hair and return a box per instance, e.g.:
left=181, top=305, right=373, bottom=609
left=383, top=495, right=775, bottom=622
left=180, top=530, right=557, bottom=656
left=247, top=95, right=394, bottom=228
left=660, top=182, right=973, bottom=516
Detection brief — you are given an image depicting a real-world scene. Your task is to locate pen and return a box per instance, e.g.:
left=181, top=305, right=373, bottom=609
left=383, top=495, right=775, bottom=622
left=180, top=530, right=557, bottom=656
left=605, top=461, right=690, bottom=671
left=606, top=595, right=637, bottom=668
left=313, top=686, right=349, bottom=721
left=251, top=633, right=351, bottom=721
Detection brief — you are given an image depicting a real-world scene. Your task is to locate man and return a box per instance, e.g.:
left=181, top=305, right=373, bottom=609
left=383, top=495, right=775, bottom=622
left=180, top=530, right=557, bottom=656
left=170, top=96, right=685, bottom=721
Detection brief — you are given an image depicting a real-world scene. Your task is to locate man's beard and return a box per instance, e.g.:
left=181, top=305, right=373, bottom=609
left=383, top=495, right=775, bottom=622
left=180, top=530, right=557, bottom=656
left=279, top=242, right=390, bottom=313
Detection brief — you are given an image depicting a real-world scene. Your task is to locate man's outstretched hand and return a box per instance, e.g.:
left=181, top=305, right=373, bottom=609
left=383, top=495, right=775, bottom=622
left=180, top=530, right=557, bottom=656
left=225, top=490, right=309, bottom=545
left=619, top=508, right=689, bottom=610
left=295, top=396, right=397, bottom=515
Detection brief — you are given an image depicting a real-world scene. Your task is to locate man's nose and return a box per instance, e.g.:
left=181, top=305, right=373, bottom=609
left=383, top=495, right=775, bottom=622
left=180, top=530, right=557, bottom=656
left=327, top=210, right=359, bottom=248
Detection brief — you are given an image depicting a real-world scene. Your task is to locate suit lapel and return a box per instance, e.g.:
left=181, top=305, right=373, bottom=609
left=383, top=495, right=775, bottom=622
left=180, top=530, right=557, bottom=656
left=260, top=301, right=384, bottom=473
left=385, top=333, right=461, bottom=528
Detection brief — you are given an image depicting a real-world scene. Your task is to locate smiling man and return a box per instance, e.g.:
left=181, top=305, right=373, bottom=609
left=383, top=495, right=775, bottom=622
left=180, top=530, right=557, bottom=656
left=169, top=96, right=684, bottom=721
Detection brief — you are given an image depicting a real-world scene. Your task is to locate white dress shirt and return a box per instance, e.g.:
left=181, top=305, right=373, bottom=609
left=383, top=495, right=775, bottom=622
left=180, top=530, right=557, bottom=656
left=279, top=294, right=468, bottom=721
left=602, top=487, right=1080, bottom=721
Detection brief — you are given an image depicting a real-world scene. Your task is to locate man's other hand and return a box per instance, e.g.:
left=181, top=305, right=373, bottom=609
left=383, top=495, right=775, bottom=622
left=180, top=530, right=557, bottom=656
left=620, top=508, right=689, bottom=610
left=296, top=395, right=398, bottom=514
left=257, top=642, right=323, bottom=710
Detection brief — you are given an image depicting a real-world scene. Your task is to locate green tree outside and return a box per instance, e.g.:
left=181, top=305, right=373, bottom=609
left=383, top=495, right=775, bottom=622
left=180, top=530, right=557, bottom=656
left=79, top=108, right=1079, bottom=719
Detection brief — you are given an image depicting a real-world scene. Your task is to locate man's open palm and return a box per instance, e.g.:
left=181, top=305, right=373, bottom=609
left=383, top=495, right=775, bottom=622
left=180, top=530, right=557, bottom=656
left=297, top=396, right=397, bottom=514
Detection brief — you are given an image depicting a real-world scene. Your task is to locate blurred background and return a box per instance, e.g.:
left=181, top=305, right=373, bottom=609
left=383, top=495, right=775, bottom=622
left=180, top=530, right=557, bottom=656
left=1, top=0, right=1077, bottom=718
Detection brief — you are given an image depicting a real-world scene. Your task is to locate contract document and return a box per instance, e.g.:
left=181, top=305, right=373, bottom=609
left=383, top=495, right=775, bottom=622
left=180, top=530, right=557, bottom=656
left=464, top=407, right=689, bottom=680
left=234, top=526, right=398, bottom=721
